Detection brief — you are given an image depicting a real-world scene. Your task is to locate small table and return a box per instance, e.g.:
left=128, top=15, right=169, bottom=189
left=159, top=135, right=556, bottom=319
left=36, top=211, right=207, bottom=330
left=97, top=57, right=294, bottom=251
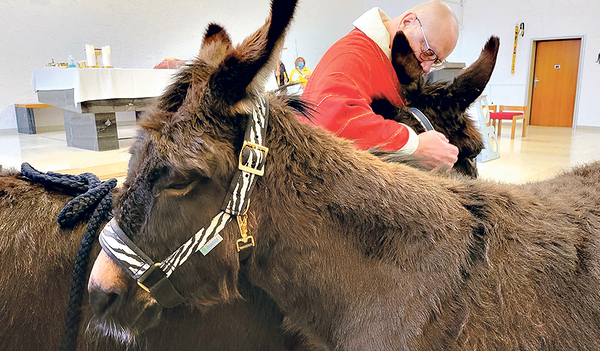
left=31, top=68, right=176, bottom=151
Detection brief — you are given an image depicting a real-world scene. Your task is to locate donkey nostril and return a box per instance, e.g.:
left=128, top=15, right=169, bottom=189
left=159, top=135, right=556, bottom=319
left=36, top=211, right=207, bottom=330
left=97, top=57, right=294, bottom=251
left=89, top=289, right=121, bottom=318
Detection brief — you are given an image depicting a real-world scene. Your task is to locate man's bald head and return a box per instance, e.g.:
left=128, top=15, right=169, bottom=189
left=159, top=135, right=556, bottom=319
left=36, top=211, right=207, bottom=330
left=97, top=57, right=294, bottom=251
left=411, top=1, right=459, bottom=58
left=385, top=1, right=460, bottom=73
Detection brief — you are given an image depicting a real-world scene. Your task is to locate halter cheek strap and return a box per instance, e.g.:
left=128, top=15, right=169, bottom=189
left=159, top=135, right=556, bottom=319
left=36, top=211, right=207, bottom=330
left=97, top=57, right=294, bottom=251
left=98, top=96, right=269, bottom=308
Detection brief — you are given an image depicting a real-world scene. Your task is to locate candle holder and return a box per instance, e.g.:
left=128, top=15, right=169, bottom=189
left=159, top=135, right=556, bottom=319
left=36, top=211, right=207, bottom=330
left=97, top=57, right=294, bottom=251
left=84, top=44, right=113, bottom=68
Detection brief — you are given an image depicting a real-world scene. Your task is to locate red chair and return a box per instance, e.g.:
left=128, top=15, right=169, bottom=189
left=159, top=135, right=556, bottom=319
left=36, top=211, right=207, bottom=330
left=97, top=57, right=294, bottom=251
left=489, top=105, right=527, bottom=139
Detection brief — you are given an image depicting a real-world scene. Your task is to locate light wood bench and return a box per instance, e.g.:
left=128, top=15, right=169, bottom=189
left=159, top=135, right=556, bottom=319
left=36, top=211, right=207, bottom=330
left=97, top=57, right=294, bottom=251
left=14, top=103, right=53, bottom=134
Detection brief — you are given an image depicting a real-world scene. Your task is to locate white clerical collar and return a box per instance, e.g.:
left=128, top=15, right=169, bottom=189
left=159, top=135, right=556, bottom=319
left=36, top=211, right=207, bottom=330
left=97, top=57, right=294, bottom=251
left=352, top=7, right=392, bottom=59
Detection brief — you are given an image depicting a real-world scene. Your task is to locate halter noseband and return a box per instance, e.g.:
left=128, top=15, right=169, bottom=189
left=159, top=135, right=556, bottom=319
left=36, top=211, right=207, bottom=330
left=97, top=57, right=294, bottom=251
left=98, top=96, right=269, bottom=308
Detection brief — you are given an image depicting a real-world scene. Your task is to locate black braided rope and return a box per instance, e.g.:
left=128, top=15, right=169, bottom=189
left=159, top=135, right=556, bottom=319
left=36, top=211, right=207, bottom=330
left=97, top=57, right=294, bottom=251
left=20, top=163, right=117, bottom=351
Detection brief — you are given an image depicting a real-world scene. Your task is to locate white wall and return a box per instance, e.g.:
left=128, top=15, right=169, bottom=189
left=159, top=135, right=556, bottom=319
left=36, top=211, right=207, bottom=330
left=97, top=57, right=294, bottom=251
left=0, top=0, right=364, bottom=130
left=1, top=0, right=599, bottom=129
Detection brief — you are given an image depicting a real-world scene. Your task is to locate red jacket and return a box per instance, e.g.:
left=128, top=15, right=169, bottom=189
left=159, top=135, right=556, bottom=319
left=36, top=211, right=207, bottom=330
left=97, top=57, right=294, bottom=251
left=302, top=28, right=409, bottom=151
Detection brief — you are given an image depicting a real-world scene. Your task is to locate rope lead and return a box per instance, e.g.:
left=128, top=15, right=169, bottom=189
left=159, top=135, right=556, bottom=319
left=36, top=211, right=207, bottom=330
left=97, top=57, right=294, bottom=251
left=20, top=163, right=117, bottom=351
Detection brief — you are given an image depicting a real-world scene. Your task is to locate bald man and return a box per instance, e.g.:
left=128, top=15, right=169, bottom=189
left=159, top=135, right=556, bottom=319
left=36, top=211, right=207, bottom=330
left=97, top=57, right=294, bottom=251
left=302, top=1, right=460, bottom=170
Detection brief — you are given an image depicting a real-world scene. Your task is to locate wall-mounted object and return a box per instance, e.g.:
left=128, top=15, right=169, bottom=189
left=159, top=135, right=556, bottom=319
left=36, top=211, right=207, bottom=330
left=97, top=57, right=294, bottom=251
left=511, top=22, right=525, bottom=74
left=519, top=22, right=525, bottom=36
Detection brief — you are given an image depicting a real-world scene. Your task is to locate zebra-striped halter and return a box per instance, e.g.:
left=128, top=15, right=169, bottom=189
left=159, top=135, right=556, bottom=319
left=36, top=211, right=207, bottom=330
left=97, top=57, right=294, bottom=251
left=98, top=96, right=269, bottom=308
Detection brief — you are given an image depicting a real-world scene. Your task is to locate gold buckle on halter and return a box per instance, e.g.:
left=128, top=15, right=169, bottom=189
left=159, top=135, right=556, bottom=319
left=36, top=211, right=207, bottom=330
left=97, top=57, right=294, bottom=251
left=138, top=281, right=151, bottom=293
left=236, top=236, right=255, bottom=252
left=137, top=263, right=162, bottom=293
left=238, top=141, right=269, bottom=176
left=236, top=213, right=255, bottom=252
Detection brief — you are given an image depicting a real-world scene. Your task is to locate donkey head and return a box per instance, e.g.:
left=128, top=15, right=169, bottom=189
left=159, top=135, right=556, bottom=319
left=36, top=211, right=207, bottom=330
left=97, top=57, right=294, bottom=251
left=403, top=34, right=499, bottom=116
left=374, top=32, right=500, bottom=177
left=87, top=0, right=298, bottom=342
left=403, top=35, right=499, bottom=177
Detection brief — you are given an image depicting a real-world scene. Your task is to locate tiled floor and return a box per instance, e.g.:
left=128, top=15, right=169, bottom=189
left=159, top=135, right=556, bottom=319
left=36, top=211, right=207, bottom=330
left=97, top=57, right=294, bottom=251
left=0, top=124, right=135, bottom=183
left=477, top=125, right=600, bottom=184
left=1, top=123, right=599, bottom=185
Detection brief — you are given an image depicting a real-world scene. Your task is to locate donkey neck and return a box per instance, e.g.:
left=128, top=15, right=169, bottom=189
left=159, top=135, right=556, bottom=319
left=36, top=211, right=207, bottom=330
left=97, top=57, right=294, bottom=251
left=244, top=106, right=477, bottom=349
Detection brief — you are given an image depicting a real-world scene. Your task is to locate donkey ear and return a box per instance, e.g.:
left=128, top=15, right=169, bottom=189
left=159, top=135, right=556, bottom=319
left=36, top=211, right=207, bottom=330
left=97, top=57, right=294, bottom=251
left=449, top=36, right=500, bottom=110
left=202, top=23, right=232, bottom=49
left=198, top=24, right=234, bottom=66
left=391, top=31, right=423, bottom=86
left=209, top=0, right=298, bottom=105
left=154, top=24, right=233, bottom=115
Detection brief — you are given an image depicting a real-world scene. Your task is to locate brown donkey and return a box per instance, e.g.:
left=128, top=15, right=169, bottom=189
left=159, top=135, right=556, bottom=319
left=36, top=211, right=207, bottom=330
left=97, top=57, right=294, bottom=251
left=0, top=7, right=494, bottom=351
left=87, top=0, right=600, bottom=350
left=0, top=168, right=307, bottom=350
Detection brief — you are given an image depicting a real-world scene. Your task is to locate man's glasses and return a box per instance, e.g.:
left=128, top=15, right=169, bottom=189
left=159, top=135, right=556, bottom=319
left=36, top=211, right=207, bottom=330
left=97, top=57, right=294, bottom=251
left=415, top=17, right=446, bottom=70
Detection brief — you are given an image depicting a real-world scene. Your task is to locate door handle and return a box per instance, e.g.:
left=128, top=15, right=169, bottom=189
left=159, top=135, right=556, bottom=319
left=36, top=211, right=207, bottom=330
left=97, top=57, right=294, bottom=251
left=534, top=78, right=540, bottom=88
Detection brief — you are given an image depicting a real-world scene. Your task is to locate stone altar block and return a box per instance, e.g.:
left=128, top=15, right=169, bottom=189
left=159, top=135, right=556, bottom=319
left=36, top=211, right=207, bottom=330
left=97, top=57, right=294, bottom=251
left=31, top=68, right=176, bottom=151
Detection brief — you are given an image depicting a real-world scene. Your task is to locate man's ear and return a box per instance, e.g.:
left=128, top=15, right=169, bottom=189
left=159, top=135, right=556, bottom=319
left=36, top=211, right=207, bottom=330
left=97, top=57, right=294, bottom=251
left=400, top=12, right=416, bottom=29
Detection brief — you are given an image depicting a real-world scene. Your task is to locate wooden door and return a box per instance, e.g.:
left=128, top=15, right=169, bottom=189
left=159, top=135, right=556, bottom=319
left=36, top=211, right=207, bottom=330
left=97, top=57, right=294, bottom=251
left=530, top=39, right=580, bottom=127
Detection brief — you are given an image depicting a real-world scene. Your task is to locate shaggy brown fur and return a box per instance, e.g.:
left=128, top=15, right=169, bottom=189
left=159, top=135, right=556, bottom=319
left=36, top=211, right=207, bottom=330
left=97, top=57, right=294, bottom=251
left=87, top=0, right=600, bottom=350
left=0, top=169, right=306, bottom=350
left=371, top=32, right=494, bottom=178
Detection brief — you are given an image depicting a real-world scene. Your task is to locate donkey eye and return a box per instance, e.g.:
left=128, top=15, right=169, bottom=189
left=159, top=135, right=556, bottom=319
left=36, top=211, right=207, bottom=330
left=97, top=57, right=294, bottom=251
left=167, top=181, right=193, bottom=190
left=161, top=170, right=208, bottom=196
left=161, top=179, right=196, bottom=197
left=166, top=172, right=194, bottom=190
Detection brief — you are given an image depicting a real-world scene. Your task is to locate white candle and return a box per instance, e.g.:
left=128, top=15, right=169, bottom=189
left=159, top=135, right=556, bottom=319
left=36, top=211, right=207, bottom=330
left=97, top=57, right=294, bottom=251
left=101, top=46, right=112, bottom=68
left=85, top=44, right=96, bottom=67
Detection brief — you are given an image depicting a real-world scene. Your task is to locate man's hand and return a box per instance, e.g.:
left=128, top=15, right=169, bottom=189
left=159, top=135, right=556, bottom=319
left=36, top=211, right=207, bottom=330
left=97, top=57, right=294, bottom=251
left=412, top=130, right=459, bottom=170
